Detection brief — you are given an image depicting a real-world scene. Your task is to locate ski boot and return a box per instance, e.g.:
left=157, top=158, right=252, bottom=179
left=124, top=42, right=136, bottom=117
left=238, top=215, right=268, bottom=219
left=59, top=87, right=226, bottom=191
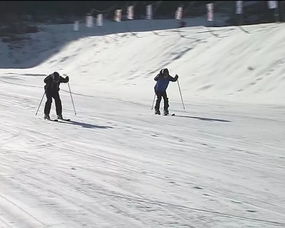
left=44, top=114, right=50, bottom=120
left=155, top=109, right=161, bottom=115
left=57, top=114, right=63, bottom=120
left=164, top=109, right=169, bottom=116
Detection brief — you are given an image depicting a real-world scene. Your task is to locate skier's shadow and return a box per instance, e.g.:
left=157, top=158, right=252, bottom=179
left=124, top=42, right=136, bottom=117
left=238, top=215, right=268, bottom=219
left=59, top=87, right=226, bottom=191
left=60, top=120, right=113, bottom=129
left=175, top=115, right=231, bottom=123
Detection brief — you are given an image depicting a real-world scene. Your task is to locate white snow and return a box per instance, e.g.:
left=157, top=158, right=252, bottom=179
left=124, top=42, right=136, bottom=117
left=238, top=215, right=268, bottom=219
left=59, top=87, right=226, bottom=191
left=0, top=18, right=284, bottom=228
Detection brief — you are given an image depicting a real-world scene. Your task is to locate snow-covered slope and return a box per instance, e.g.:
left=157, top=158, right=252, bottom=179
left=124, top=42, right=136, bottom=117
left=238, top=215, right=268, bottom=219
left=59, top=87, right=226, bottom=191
left=1, top=20, right=285, bottom=105
left=0, top=20, right=284, bottom=228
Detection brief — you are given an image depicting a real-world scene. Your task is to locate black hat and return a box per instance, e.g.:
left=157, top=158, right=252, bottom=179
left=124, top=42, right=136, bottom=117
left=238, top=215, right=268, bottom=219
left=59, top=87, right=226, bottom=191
left=162, top=68, right=169, bottom=75
left=53, top=72, right=60, bottom=81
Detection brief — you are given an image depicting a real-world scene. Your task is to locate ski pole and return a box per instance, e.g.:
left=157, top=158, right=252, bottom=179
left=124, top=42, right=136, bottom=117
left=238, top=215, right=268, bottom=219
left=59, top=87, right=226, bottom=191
left=67, top=81, right=77, bottom=116
left=35, top=91, right=45, bottom=116
left=151, top=93, right=156, bottom=110
left=177, top=79, right=185, bottom=110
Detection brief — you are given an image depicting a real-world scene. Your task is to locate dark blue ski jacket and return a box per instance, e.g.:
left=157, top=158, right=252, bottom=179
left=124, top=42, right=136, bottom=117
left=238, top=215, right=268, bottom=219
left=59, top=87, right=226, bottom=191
left=154, top=72, right=178, bottom=92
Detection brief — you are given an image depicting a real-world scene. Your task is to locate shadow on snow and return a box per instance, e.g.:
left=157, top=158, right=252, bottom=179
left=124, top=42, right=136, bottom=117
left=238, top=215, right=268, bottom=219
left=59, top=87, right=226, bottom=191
left=58, top=120, right=113, bottom=129
left=174, top=115, right=231, bottom=123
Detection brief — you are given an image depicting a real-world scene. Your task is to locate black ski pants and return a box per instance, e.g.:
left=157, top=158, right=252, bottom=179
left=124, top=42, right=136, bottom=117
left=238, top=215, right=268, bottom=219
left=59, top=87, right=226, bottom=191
left=155, top=90, right=169, bottom=111
left=44, top=90, right=62, bottom=116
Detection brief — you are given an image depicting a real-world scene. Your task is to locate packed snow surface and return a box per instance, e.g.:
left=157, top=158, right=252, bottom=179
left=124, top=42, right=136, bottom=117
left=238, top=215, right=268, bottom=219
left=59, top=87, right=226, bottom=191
left=0, top=19, right=284, bottom=227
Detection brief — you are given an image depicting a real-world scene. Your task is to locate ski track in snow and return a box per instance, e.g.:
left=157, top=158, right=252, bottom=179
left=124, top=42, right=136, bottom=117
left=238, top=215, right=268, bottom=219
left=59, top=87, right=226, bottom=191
left=0, top=73, right=284, bottom=228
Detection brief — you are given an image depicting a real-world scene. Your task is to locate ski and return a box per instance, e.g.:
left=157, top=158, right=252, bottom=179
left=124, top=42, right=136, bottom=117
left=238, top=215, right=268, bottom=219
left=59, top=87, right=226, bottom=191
left=45, top=118, right=71, bottom=122
left=58, top=118, right=71, bottom=121
left=154, top=113, right=175, bottom=116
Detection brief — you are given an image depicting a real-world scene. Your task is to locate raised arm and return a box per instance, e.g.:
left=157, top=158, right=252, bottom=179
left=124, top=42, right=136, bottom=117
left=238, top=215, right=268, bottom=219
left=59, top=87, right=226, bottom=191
left=168, top=74, right=178, bottom=82
left=60, top=76, right=69, bottom=83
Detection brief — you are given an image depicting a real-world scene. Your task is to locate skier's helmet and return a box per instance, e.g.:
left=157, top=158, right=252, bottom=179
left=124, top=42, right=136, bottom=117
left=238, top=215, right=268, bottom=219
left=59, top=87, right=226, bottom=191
left=53, top=72, right=60, bottom=82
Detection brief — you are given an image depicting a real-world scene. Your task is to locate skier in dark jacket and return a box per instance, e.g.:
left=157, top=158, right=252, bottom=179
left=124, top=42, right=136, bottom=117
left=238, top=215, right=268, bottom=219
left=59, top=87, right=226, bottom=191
left=154, top=68, right=178, bottom=115
left=43, top=72, right=69, bottom=120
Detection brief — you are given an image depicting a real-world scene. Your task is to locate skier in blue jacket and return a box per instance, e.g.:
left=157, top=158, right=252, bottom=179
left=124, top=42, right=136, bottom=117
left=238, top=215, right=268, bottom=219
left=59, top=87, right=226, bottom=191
left=154, top=68, right=178, bottom=115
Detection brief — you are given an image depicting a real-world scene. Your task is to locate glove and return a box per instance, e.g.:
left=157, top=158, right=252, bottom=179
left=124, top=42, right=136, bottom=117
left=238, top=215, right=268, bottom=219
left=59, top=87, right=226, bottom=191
left=65, top=76, right=69, bottom=80
left=175, top=74, right=179, bottom=79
